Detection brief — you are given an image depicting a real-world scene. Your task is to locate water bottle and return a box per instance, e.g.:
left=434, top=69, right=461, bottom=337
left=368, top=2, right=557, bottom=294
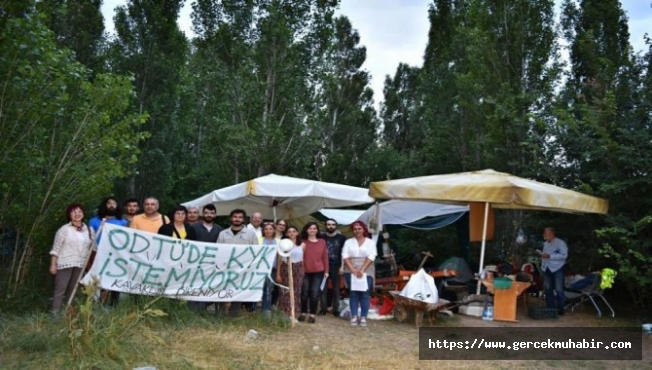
left=482, top=298, right=494, bottom=321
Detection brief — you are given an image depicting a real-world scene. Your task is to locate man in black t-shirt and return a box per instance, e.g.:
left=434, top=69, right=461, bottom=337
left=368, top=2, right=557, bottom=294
left=320, top=218, right=347, bottom=316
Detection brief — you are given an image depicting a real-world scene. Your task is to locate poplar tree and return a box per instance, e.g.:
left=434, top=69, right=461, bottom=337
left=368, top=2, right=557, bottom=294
left=557, top=0, right=652, bottom=307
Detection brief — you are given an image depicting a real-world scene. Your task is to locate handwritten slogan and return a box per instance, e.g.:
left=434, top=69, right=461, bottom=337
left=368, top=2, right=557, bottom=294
left=80, top=223, right=276, bottom=302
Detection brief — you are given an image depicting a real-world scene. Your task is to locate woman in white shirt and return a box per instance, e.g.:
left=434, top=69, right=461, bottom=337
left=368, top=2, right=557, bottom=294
left=49, top=203, right=96, bottom=315
left=342, top=221, right=377, bottom=327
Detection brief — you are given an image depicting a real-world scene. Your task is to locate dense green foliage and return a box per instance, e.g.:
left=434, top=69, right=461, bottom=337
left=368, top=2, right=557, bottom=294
left=1, top=0, right=651, bottom=310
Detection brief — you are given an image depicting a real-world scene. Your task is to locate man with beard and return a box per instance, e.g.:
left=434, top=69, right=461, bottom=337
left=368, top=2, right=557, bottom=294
left=186, top=206, right=201, bottom=224
left=89, top=196, right=128, bottom=306
left=320, top=218, right=347, bottom=316
left=218, top=209, right=259, bottom=316
left=123, top=198, right=140, bottom=226
left=130, top=197, right=169, bottom=234
left=188, top=204, right=223, bottom=313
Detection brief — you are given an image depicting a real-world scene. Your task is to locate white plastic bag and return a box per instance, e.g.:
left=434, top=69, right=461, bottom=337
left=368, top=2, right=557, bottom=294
left=399, top=269, right=438, bottom=303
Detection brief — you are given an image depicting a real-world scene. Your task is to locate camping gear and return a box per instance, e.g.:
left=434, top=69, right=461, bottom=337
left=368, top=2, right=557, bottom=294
left=493, top=277, right=513, bottom=290
left=390, top=291, right=450, bottom=327
left=183, top=174, right=374, bottom=220
left=399, top=269, right=439, bottom=304
left=438, top=257, right=473, bottom=284
left=564, top=269, right=616, bottom=318
left=481, top=279, right=531, bottom=322
left=369, top=169, right=609, bottom=294
left=376, top=269, right=456, bottom=292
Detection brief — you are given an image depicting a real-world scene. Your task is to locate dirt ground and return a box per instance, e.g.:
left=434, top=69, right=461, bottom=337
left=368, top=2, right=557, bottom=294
left=213, top=296, right=652, bottom=370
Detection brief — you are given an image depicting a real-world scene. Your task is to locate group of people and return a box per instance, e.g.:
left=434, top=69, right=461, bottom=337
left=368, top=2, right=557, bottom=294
left=48, top=196, right=378, bottom=326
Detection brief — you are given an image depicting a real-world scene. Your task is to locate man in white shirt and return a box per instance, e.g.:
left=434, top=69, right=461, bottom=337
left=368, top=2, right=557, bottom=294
left=539, top=227, right=568, bottom=315
left=218, top=209, right=259, bottom=316
left=246, top=211, right=263, bottom=238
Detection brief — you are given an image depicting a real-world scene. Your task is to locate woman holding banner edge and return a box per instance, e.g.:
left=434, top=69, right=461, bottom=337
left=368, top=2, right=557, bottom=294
left=49, top=203, right=96, bottom=317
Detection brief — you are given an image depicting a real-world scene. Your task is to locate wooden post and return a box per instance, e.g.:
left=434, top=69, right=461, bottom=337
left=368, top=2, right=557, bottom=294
left=288, top=261, right=295, bottom=326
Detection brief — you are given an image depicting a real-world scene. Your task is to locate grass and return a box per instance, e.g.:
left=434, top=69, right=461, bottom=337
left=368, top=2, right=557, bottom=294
left=0, top=282, right=291, bottom=370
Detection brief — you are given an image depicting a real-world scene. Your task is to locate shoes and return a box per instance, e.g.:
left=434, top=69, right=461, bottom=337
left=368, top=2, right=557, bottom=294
left=318, top=309, right=328, bottom=315
left=333, top=311, right=340, bottom=318
left=350, top=316, right=358, bottom=326
left=298, top=313, right=306, bottom=322
left=308, top=315, right=316, bottom=324
left=558, top=309, right=565, bottom=316
left=360, top=317, right=367, bottom=327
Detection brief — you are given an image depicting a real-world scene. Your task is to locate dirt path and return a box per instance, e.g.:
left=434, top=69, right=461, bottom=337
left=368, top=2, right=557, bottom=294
left=250, top=301, right=651, bottom=370
left=169, top=299, right=651, bottom=369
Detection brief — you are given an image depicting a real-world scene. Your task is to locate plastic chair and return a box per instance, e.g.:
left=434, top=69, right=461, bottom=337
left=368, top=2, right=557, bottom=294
left=564, top=272, right=615, bottom=318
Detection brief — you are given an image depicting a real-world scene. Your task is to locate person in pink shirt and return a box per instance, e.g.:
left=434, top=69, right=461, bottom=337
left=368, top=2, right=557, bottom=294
left=298, top=222, right=329, bottom=323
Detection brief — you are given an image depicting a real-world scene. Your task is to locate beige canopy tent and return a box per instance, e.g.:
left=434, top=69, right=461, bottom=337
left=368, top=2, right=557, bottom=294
left=369, top=169, right=609, bottom=293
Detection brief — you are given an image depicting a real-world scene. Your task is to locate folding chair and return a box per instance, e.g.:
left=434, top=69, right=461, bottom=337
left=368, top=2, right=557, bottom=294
left=564, top=270, right=616, bottom=318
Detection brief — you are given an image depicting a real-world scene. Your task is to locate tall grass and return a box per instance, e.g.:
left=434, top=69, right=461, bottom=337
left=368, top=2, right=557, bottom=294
left=1, top=281, right=290, bottom=369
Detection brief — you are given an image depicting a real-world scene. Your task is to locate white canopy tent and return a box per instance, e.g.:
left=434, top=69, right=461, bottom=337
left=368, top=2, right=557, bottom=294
left=182, top=174, right=375, bottom=220
left=320, top=200, right=468, bottom=226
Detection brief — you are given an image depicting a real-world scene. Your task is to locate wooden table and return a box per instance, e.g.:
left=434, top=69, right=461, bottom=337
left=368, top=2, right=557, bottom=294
left=481, top=280, right=531, bottom=323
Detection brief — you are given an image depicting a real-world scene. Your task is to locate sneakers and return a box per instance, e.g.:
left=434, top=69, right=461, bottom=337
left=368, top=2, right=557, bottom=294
left=350, top=316, right=358, bottom=326
left=307, top=315, right=316, bottom=324
left=298, top=313, right=306, bottom=322
left=360, top=317, right=367, bottom=327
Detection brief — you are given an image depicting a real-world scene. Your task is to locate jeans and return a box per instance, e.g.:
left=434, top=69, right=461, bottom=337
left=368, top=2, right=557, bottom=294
left=320, top=262, right=341, bottom=313
left=261, top=268, right=276, bottom=312
left=345, top=273, right=373, bottom=318
left=301, top=272, right=324, bottom=314
left=544, top=267, right=565, bottom=311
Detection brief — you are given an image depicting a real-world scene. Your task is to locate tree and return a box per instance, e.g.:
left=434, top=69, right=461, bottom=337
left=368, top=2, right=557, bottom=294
left=108, top=0, right=190, bottom=205
left=310, top=15, right=378, bottom=185
left=37, top=0, right=106, bottom=74
left=557, top=0, right=652, bottom=307
left=190, top=0, right=357, bottom=186
left=0, top=13, right=146, bottom=300
left=380, top=63, right=422, bottom=170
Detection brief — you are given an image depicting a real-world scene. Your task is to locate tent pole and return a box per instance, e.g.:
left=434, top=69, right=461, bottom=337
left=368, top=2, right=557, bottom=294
left=476, top=202, right=489, bottom=295
left=273, top=206, right=277, bottom=223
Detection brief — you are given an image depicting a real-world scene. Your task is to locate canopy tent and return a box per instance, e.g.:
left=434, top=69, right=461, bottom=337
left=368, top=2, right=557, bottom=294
left=369, top=169, right=609, bottom=293
left=320, top=200, right=468, bottom=229
left=182, top=174, right=374, bottom=220
left=369, top=169, right=608, bottom=213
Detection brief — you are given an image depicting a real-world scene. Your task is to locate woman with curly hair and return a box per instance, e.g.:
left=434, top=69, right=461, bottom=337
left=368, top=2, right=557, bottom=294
left=49, top=204, right=96, bottom=315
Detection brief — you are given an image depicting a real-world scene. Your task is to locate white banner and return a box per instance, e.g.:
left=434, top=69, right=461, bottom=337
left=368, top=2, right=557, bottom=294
left=80, top=223, right=275, bottom=302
